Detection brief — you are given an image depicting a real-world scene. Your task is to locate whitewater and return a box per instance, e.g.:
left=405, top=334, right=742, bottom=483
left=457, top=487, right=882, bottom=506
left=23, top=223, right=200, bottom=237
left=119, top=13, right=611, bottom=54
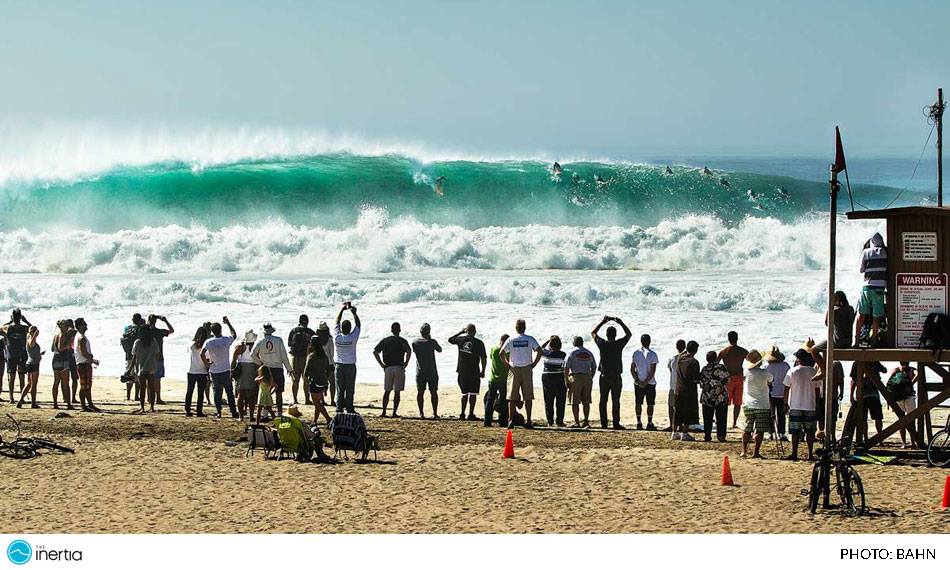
left=1, top=127, right=925, bottom=388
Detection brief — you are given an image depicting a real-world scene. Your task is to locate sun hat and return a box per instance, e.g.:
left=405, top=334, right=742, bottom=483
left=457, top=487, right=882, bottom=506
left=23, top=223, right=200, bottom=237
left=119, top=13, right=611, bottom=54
left=317, top=321, right=330, bottom=332
left=262, top=322, right=276, bottom=334
left=244, top=330, right=258, bottom=344
left=793, top=347, right=815, bottom=367
left=764, top=345, right=785, bottom=363
left=287, top=405, right=302, bottom=418
left=744, top=349, right=764, bottom=369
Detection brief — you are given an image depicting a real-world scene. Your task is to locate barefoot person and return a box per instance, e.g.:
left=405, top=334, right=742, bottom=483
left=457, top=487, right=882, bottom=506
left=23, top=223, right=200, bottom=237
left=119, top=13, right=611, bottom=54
left=305, top=335, right=333, bottom=425
left=412, top=323, right=442, bottom=419
left=317, top=322, right=336, bottom=406
left=374, top=322, right=412, bottom=417
left=287, top=314, right=315, bottom=405
left=886, top=362, right=918, bottom=448
left=592, top=315, right=631, bottom=430
left=251, top=322, right=293, bottom=416
left=255, top=366, right=276, bottom=423
left=200, top=317, right=239, bottom=419
left=74, top=318, right=100, bottom=412
left=130, top=325, right=160, bottom=413
left=764, top=346, right=790, bottom=442
left=674, top=340, right=701, bottom=441
left=855, top=232, right=887, bottom=347
left=333, top=303, right=361, bottom=414
left=186, top=326, right=210, bottom=417
left=449, top=324, right=487, bottom=420
left=740, top=350, right=771, bottom=458
left=699, top=350, right=730, bottom=442
left=2, top=309, right=32, bottom=403
left=232, top=331, right=259, bottom=421
left=540, top=335, right=567, bottom=427
left=784, top=347, right=819, bottom=461
left=717, top=331, right=749, bottom=428
left=564, top=336, right=596, bottom=428
left=502, top=319, right=542, bottom=429
left=50, top=320, right=75, bottom=410
left=147, top=314, right=174, bottom=405
left=631, top=334, right=659, bottom=430
left=484, top=334, right=510, bottom=427
left=16, top=326, right=42, bottom=409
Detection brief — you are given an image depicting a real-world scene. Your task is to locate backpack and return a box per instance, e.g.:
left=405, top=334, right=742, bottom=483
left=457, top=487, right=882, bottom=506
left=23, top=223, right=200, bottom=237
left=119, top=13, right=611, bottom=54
left=288, top=327, right=312, bottom=356
left=919, top=312, right=950, bottom=354
left=886, top=370, right=915, bottom=400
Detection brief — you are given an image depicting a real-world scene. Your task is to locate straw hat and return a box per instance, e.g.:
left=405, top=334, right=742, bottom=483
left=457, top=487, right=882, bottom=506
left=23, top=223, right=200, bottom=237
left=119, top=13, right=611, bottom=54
left=287, top=405, right=302, bottom=418
left=744, top=349, right=764, bottom=369
left=243, top=330, right=258, bottom=344
left=317, top=321, right=330, bottom=332
left=764, top=345, right=785, bottom=363
left=262, top=322, right=276, bottom=334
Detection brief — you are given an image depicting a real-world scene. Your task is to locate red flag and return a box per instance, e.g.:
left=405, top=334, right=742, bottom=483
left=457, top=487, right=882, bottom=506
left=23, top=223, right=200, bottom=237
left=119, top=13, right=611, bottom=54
left=832, top=126, right=847, bottom=173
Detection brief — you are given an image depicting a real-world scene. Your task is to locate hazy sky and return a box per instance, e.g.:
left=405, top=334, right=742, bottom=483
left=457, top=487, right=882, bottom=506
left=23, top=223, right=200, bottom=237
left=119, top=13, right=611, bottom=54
left=2, top=0, right=948, bottom=155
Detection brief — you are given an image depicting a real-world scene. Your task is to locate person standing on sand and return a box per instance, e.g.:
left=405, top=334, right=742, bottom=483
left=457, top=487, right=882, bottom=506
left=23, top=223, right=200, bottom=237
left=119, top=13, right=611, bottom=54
left=16, top=326, right=42, bottom=408
left=334, top=303, right=361, bottom=414
left=200, top=317, right=239, bottom=419
left=232, top=331, right=259, bottom=421
left=850, top=362, right=885, bottom=447
left=412, top=323, right=442, bottom=419
left=251, top=323, right=293, bottom=416
left=783, top=347, right=819, bottom=461
left=886, top=362, right=918, bottom=449
left=186, top=326, right=210, bottom=417
left=539, top=335, right=567, bottom=427
left=564, top=336, right=596, bottom=428
left=2, top=309, right=32, bottom=403
left=484, top=334, right=510, bottom=427
left=502, top=319, right=542, bottom=429
left=674, top=340, right=701, bottom=441
left=764, top=346, right=790, bottom=441
left=449, top=324, right=487, bottom=420
left=592, top=315, right=631, bottom=430
left=305, top=335, right=333, bottom=425
left=699, top=350, right=729, bottom=442
left=255, top=366, right=276, bottom=423
left=287, top=314, right=315, bottom=406
left=50, top=320, right=75, bottom=410
left=740, top=350, right=771, bottom=458
left=120, top=313, right=146, bottom=402
left=374, top=322, right=412, bottom=417
left=74, top=318, right=100, bottom=412
left=147, top=314, right=174, bottom=405
left=130, top=324, right=160, bottom=414
left=630, top=334, right=659, bottom=430
left=717, top=331, right=749, bottom=428
left=317, top=321, right=336, bottom=406
left=667, top=339, right=686, bottom=432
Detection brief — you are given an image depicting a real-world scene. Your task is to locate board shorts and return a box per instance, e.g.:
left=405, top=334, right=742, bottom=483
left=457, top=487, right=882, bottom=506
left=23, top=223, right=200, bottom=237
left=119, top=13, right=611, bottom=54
left=569, top=373, right=593, bottom=405
left=508, top=366, right=534, bottom=402
left=77, top=363, right=94, bottom=388
left=727, top=375, right=744, bottom=406
left=269, top=367, right=286, bottom=392
left=155, top=359, right=165, bottom=380
left=789, top=409, right=817, bottom=435
left=858, top=286, right=885, bottom=318
left=384, top=366, right=406, bottom=391
left=458, top=369, right=480, bottom=395
left=634, top=383, right=656, bottom=406
left=291, top=355, right=307, bottom=381
left=416, top=372, right=438, bottom=392
left=743, top=407, right=771, bottom=434
left=6, top=350, right=26, bottom=374
left=862, top=397, right=884, bottom=421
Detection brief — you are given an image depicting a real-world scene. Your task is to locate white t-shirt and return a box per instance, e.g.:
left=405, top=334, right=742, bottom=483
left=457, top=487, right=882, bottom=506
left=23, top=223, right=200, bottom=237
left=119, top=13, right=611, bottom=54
left=188, top=345, right=208, bottom=374
left=334, top=324, right=360, bottom=365
left=784, top=365, right=818, bottom=411
left=74, top=333, right=92, bottom=364
left=202, top=336, right=235, bottom=374
left=502, top=334, right=540, bottom=368
left=766, top=361, right=791, bottom=398
left=743, top=367, right=771, bottom=410
left=632, top=347, right=659, bottom=385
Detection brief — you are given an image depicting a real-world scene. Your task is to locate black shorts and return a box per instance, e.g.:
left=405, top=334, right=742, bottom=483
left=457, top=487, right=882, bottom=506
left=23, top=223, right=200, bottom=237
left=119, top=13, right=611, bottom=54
left=270, top=367, right=286, bottom=392
left=862, top=398, right=884, bottom=421
left=6, top=351, right=26, bottom=374
left=458, top=371, right=481, bottom=395
left=25, top=362, right=39, bottom=374
left=634, top=384, right=656, bottom=406
left=416, top=373, right=438, bottom=392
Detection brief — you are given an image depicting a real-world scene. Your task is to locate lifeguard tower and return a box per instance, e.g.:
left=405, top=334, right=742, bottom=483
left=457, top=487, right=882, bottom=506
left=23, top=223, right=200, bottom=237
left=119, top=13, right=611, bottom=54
left=825, top=90, right=950, bottom=453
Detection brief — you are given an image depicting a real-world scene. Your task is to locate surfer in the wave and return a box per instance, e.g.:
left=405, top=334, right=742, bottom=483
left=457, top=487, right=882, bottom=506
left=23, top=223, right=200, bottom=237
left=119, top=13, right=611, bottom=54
left=702, top=166, right=713, bottom=176
left=778, top=187, right=790, bottom=199
left=665, top=166, right=674, bottom=175
left=434, top=176, right=446, bottom=197
left=719, top=177, right=731, bottom=188
left=594, top=174, right=607, bottom=186
left=552, top=162, right=563, bottom=175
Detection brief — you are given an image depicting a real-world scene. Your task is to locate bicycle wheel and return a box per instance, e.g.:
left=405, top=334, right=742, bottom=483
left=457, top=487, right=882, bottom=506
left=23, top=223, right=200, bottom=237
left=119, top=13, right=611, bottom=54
left=836, top=464, right=866, bottom=514
left=927, top=429, right=950, bottom=468
left=808, top=462, right=825, bottom=513
left=0, top=441, right=36, bottom=459
left=27, top=438, right=74, bottom=454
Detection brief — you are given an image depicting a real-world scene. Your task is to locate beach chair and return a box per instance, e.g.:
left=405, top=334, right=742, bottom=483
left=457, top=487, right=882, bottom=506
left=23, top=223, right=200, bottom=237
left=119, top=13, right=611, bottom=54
left=329, top=412, right=379, bottom=461
left=246, top=424, right=280, bottom=459
left=274, top=416, right=313, bottom=462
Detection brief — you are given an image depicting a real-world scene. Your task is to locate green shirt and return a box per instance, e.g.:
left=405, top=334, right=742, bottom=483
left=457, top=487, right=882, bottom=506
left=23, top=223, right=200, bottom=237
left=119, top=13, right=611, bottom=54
left=489, top=346, right=509, bottom=385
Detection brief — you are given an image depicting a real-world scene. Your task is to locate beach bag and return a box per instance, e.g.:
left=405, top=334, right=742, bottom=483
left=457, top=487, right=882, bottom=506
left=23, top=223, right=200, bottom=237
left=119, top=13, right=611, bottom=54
left=919, top=312, right=950, bottom=354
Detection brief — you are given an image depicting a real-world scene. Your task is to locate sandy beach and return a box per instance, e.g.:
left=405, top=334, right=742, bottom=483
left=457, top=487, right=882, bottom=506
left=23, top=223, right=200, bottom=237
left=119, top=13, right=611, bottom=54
left=0, top=375, right=946, bottom=534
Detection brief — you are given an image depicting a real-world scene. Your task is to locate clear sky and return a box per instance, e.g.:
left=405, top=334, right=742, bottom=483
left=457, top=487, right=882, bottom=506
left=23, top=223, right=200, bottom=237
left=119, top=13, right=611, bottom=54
left=1, top=0, right=948, bottom=156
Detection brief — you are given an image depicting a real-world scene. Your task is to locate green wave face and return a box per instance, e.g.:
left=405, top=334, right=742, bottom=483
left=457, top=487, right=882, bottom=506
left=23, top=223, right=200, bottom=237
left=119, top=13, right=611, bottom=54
left=0, top=154, right=905, bottom=231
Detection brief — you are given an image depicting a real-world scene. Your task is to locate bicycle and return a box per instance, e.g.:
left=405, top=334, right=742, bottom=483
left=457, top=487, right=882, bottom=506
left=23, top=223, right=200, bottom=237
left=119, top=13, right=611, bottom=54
left=927, top=413, right=950, bottom=468
left=0, top=414, right=74, bottom=460
left=804, top=437, right=866, bottom=514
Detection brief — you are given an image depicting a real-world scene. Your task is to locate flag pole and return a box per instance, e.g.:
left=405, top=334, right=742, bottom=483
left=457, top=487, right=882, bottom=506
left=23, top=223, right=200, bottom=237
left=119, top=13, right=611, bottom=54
left=825, top=162, right=839, bottom=444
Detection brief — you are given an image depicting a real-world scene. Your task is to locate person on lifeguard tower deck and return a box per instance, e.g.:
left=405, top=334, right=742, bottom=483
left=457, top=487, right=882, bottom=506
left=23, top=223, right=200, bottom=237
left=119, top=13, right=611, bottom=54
left=856, top=232, right=888, bottom=347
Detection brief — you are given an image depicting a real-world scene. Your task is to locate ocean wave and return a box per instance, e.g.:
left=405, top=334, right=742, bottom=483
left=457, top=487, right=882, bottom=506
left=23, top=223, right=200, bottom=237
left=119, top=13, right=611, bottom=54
left=0, top=209, right=883, bottom=275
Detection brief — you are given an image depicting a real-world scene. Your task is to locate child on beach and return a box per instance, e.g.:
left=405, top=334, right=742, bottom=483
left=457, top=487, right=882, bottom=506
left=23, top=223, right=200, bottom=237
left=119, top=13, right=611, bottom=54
left=256, top=365, right=275, bottom=423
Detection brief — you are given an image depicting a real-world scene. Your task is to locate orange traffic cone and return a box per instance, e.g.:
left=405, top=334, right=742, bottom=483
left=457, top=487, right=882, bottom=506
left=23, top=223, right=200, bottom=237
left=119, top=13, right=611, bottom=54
left=720, top=455, right=735, bottom=486
left=941, top=475, right=950, bottom=510
left=502, top=429, right=515, bottom=459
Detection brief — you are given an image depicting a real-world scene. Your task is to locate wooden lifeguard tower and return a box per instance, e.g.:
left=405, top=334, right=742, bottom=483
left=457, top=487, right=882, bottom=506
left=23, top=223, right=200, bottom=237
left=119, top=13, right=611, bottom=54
left=825, top=89, right=950, bottom=452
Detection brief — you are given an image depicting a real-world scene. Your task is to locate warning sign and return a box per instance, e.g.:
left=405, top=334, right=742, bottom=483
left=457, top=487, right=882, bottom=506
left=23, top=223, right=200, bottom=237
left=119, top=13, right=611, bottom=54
left=896, top=273, right=948, bottom=347
left=902, top=232, right=938, bottom=261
